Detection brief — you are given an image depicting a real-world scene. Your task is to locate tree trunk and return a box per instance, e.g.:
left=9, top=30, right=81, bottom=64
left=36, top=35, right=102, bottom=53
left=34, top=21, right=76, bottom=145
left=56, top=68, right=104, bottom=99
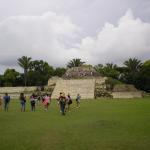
left=24, top=69, right=27, bottom=87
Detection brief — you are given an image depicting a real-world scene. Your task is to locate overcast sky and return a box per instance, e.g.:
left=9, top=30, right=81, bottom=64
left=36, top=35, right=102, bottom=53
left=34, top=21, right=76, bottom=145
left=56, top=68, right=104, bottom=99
left=0, top=0, right=150, bottom=73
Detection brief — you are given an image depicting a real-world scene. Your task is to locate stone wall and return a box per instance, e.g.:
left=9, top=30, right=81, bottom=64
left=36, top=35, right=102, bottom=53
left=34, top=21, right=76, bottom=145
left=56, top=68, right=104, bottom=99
left=51, top=77, right=108, bottom=99
left=0, top=85, right=55, bottom=99
left=112, top=84, right=143, bottom=98
left=51, top=79, right=96, bottom=99
left=113, top=84, right=138, bottom=92
left=0, top=87, right=36, bottom=94
left=0, top=86, right=37, bottom=99
left=48, top=76, right=61, bottom=86
left=112, top=92, right=143, bottom=98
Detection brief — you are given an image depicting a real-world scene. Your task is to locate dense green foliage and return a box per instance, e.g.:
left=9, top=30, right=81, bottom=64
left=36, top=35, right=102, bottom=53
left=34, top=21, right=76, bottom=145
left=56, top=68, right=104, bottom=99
left=0, top=57, right=150, bottom=92
left=0, top=57, right=66, bottom=86
left=105, top=77, right=123, bottom=90
left=136, top=60, right=150, bottom=92
left=123, top=58, right=142, bottom=85
left=0, top=98, right=150, bottom=150
left=95, top=58, right=150, bottom=92
left=53, top=67, right=66, bottom=77
left=95, top=63, right=120, bottom=79
left=0, top=69, right=23, bottom=87
left=28, top=60, right=54, bottom=86
left=67, top=58, right=85, bottom=68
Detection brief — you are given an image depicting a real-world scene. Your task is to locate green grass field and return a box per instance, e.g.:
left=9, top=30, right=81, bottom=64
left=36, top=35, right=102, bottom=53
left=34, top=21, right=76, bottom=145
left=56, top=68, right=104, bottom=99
left=0, top=97, right=150, bottom=150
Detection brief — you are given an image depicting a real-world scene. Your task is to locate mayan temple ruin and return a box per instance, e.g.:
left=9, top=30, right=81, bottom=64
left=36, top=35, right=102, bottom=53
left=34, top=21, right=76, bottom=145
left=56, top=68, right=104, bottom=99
left=48, top=66, right=143, bottom=99
left=0, top=65, right=143, bottom=99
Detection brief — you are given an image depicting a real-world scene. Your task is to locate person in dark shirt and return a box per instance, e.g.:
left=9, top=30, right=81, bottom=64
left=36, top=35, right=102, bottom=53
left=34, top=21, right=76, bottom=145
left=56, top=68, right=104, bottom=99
left=59, top=92, right=67, bottom=115
left=57, top=92, right=62, bottom=112
left=3, top=93, right=10, bottom=112
left=30, top=93, right=36, bottom=111
left=66, top=94, right=72, bottom=112
left=19, top=93, right=26, bottom=112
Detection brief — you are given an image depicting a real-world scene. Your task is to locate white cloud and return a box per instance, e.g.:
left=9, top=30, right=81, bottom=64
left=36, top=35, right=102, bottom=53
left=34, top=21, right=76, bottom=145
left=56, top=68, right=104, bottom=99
left=0, top=11, right=80, bottom=71
left=75, top=9, right=150, bottom=65
left=0, top=9, right=150, bottom=73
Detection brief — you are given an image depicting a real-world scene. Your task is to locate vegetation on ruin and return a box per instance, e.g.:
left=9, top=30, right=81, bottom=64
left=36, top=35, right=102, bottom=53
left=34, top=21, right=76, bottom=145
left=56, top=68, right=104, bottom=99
left=0, top=57, right=150, bottom=92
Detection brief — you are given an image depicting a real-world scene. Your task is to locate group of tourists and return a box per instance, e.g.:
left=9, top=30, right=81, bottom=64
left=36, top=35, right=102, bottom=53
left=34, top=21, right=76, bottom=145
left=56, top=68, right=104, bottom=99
left=57, top=92, right=81, bottom=115
left=0, top=92, right=81, bottom=115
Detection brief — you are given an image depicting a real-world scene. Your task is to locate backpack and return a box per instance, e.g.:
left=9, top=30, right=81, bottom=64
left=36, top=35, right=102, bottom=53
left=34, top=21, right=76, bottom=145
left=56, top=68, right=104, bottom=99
left=68, top=99, right=72, bottom=104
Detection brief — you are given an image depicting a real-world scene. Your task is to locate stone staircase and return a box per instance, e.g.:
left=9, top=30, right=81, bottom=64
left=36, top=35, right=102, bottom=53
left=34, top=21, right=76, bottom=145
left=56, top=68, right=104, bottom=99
left=51, top=79, right=95, bottom=99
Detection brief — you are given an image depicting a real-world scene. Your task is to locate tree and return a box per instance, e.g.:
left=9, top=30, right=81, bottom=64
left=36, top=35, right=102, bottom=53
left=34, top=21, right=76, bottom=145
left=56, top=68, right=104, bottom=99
left=18, top=56, right=32, bottom=86
left=94, top=64, right=104, bottom=73
left=67, top=58, right=85, bottom=68
left=137, top=60, right=150, bottom=92
left=95, top=63, right=120, bottom=79
left=124, top=58, right=142, bottom=72
left=123, top=58, right=142, bottom=85
left=3, top=69, right=20, bottom=86
left=28, top=60, right=54, bottom=86
left=54, top=67, right=66, bottom=77
left=0, top=75, right=4, bottom=86
left=105, top=63, right=117, bottom=69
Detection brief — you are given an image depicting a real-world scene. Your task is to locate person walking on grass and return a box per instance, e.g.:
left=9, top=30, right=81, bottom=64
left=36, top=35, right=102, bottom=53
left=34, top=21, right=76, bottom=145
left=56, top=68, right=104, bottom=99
left=3, top=93, right=10, bottom=112
left=43, top=94, right=51, bottom=111
left=57, top=92, right=63, bottom=112
left=30, top=93, right=36, bottom=111
left=19, top=93, right=26, bottom=112
left=76, top=93, right=81, bottom=108
left=66, top=94, right=72, bottom=112
left=0, top=96, right=2, bottom=111
left=59, top=92, right=67, bottom=115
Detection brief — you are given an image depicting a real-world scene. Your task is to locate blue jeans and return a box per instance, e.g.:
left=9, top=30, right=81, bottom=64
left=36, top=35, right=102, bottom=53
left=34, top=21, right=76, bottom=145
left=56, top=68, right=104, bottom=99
left=4, top=102, right=9, bottom=111
left=60, top=103, right=65, bottom=115
left=31, top=101, right=35, bottom=111
left=21, top=102, right=26, bottom=111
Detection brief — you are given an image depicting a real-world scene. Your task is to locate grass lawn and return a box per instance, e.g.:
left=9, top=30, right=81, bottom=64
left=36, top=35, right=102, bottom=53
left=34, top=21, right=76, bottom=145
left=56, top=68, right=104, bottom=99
left=0, top=97, right=150, bottom=150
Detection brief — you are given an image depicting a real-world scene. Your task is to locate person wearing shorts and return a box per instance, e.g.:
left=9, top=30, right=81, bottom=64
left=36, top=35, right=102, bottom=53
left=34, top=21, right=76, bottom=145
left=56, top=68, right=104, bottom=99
left=43, top=94, right=51, bottom=111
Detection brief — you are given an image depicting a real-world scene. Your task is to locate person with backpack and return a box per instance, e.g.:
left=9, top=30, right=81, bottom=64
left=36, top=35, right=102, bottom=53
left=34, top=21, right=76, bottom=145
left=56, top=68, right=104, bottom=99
left=3, top=93, right=10, bottom=112
left=66, top=94, right=72, bottom=112
left=57, top=92, right=63, bottom=112
left=19, top=93, right=26, bottom=112
left=30, top=93, right=36, bottom=111
left=58, top=92, right=67, bottom=115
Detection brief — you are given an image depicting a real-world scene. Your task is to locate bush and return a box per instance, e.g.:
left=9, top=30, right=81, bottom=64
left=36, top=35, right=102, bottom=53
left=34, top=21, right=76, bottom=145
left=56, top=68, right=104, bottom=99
left=105, top=77, right=123, bottom=90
